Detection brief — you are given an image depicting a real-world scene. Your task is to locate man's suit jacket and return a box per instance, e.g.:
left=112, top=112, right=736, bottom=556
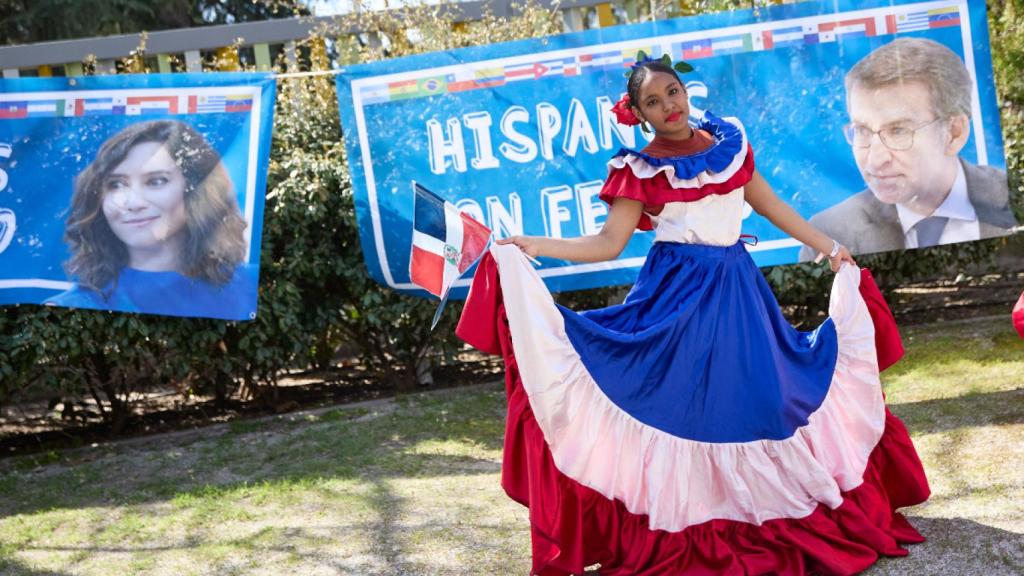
left=798, top=159, right=1018, bottom=261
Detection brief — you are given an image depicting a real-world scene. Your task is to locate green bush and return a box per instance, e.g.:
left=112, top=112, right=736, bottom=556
left=262, top=71, right=466, bottom=392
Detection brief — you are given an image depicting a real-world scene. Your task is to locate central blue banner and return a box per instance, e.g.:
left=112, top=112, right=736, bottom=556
left=335, top=0, right=1008, bottom=298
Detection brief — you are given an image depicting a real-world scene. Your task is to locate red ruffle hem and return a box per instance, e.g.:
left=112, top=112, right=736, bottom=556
left=457, top=256, right=930, bottom=576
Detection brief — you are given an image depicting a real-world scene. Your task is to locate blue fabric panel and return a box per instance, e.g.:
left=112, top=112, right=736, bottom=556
left=413, top=185, right=447, bottom=240
left=46, top=264, right=258, bottom=320
left=559, top=241, right=838, bottom=443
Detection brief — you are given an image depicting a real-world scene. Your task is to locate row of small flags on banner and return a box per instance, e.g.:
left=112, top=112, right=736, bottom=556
left=0, top=94, right=252, bottom=120
left=359, top=5, right=961, bottom=104
left=358, top=44, right=658, bottom=104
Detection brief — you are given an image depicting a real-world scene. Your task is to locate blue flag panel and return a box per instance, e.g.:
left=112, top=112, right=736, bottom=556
left=0, top=73, right=275, bottom=320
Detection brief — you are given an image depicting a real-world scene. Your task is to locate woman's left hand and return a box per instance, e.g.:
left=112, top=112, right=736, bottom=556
left=828, top=245, right=856, bottom=272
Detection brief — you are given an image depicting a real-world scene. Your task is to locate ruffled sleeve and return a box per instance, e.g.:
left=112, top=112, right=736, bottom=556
left=597, top=113, right=756, bottom=231
left=599, top=167, right=655, bottom=230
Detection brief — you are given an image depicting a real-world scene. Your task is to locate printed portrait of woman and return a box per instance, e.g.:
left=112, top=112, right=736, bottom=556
left=46, top=120, right=257, bottom=320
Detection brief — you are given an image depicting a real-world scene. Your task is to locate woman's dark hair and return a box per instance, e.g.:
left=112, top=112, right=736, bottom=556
left=64, top=120, right=247, bottom=291
left=626, top=60, right=684, bottom=110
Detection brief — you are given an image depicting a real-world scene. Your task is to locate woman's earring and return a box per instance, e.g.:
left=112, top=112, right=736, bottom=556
left=640, top=121, right=651, bottom=134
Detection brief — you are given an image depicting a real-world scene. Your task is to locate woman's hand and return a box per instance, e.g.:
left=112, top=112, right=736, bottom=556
left=828, top=244, right=856, bottom=272
left=493, top=198, right=642, bottom=263
left=495, top=235, right=544, bottom=259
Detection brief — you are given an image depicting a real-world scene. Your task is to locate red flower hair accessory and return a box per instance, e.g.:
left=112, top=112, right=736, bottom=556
left=611, top=94, right=640, bottom=126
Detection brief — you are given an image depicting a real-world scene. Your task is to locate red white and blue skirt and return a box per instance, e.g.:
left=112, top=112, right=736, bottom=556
left=456, top=241, right=930, bottom=576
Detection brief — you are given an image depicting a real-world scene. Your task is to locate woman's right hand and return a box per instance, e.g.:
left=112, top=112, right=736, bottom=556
left=495, top=235, right=544, bottom=259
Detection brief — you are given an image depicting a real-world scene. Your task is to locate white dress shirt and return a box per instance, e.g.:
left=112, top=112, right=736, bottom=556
left=896, top=161, right=981, bottom=248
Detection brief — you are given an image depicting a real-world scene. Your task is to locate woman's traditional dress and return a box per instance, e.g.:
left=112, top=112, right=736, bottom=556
left=456, top=113, right=930, bottom=576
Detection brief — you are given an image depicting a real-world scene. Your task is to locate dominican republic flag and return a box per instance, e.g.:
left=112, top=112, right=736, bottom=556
left=410, top=182, right=491, bottom=298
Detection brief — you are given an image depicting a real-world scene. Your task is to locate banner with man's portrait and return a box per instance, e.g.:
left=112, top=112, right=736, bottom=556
left=335, top=0, right=1013, bottom=298
left=0, top=73, right=275, bottom=320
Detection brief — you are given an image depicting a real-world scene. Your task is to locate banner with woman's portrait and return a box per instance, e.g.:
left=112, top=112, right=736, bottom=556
left=0, top=73, right=275, bottom=320
left=335, top=0, right=1013, bottom=298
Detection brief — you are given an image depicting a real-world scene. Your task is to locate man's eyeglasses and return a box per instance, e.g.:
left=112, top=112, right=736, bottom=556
left=842, top=118, right=943, bottom=151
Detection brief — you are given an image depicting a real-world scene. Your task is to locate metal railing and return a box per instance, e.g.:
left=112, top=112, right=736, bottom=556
left=0, top=0, right=636, bottom=78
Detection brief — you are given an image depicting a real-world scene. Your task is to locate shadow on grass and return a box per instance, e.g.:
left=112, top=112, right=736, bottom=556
left=7, top=540, right=363, bottom=575
left=889, top=387, right=1024, bottom=436
left=8, top=520, right=513, bottom=576
left=869, top=516, right=1024, bottom=575
left=0, top=556, right=72, bottom=576
left=367, top=477, right=403, bottom=567
left=0, top=387, right=507, bottom=520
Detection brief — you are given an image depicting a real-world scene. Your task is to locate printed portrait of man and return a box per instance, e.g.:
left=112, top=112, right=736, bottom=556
left=799, top=37, right=1018, bottom=261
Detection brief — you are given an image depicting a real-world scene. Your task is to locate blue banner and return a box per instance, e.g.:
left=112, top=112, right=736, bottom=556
left=335, top=0, right=1012, bottom=298
left=0, top=73, right=275, bottom=320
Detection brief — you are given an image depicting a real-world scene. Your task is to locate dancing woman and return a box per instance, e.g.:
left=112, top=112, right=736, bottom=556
left=457, top=53, right=930, bottom=575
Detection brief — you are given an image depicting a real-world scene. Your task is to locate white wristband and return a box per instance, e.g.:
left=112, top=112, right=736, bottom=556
left=814, top=240, right=841, bottom=264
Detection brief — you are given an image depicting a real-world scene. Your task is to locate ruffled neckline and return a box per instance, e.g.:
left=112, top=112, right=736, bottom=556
left=609, top=112, right=745, bottom=180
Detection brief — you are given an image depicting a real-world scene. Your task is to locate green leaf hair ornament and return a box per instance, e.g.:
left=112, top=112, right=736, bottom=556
left=624, top=50, right=694, bottom=78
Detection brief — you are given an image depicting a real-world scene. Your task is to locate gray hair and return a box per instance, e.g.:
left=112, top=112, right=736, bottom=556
left=845, top=37, right=972, bottom=119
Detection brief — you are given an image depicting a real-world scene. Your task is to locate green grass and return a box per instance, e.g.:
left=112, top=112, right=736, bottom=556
left=869, top=319, right=1024, bottom=576
left=0, top=318, right=1020, bottom=575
